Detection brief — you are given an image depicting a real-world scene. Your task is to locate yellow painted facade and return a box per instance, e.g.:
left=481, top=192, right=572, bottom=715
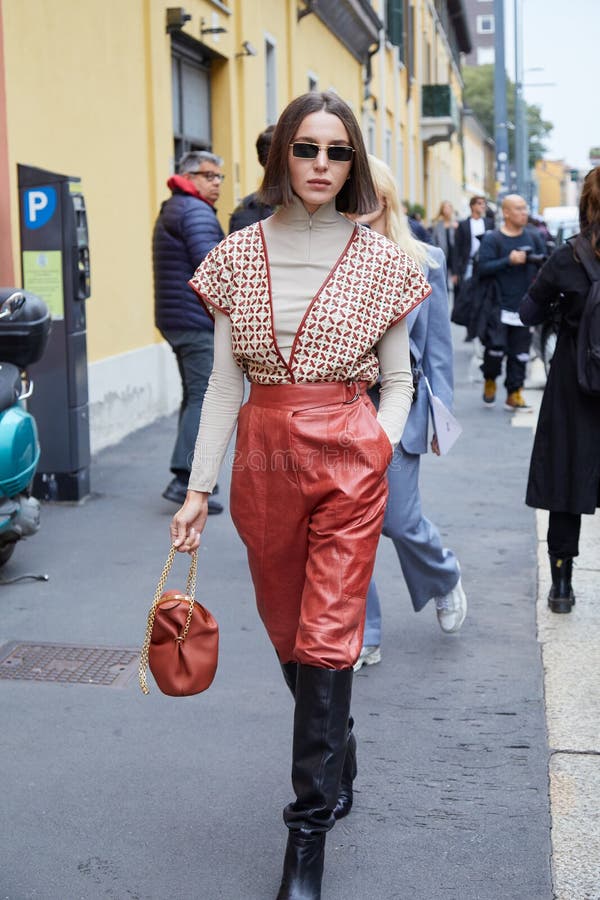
left=1, top=0, right=367, bottom=365
left=0, top=0, right=476, bottom=447
left=534, top=159, right=570, bottom=212
left=367, top=0, right=466, bottom=224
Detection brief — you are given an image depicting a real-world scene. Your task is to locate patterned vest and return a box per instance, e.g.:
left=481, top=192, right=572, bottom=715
left=189, top=222, right=431, bottom=385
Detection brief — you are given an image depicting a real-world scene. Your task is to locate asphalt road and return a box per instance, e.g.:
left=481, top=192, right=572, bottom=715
left=0, top=334, right=553, bottom=900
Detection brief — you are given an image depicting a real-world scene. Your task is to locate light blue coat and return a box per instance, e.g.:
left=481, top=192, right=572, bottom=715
left=363, top=244, right=459, bottom=643
left=401, top=245, right=454, bottom=454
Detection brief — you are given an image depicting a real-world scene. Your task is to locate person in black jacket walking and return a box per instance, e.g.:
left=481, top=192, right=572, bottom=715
left=477, top=194, right=546, bottom=410
left=454, top=195, right=493, bottom=291
left=519, top=166, right=600, bottom=612
left=153, top=150, right=225, bottom=511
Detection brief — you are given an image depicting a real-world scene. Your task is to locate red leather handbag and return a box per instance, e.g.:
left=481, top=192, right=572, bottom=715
left=139, top=546, right=218, bottom=696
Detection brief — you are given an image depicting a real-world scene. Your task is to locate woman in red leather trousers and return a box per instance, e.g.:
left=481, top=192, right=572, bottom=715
left=171, top=91, right=431, bottom=899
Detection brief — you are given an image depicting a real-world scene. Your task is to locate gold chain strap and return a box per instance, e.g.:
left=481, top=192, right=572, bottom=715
left=138, top=547, right=198, bottom=695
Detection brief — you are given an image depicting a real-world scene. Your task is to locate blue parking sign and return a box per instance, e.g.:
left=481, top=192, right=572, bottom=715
left=24, top=186, right=57, bottom=229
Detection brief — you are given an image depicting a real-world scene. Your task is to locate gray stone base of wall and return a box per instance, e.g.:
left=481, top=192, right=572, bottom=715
left=88, top=341, right=180, bottom=455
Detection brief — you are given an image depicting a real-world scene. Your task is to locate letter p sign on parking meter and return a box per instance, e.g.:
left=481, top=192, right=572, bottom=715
left=24, top=186, right=57, bottom=230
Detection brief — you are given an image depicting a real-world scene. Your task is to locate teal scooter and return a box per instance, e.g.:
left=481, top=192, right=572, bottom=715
left=0, top=289, right=51, bottom=568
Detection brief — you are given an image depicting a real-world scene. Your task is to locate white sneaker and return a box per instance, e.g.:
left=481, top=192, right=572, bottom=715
left=434, top=577, right=467, bottom=634
left=353, top=645, right=382, bottom=672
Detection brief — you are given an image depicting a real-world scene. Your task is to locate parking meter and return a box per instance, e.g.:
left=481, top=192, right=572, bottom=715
left=18, top=164, right=91, bottom=501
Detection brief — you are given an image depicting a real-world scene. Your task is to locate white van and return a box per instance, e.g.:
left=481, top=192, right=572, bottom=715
left=542, top=205, right=579, bottom=242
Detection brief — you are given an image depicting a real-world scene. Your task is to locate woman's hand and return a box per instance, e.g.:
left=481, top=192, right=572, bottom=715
left=431, top=435, right=441, bottom=456
left=170, top=490, right=209, bottom=553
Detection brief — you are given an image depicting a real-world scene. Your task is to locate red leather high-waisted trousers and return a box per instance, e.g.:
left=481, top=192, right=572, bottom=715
left=230, top=381, right=393, bottom=669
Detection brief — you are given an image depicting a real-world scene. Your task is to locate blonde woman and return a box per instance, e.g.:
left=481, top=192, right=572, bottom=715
left=352, top=156, right=467, bottom=672
left=431, top=199, right=457, bottom=275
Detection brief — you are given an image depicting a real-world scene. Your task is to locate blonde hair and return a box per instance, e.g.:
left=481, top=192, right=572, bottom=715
left=436, top=200, right=454, bottom=221
left=366, top=155, right=438, bottom=270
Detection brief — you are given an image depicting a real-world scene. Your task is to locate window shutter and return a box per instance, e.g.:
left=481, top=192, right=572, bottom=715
left=386, top=0, right=404, bottom=50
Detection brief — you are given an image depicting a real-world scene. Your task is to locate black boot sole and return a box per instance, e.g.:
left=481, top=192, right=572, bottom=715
left=548, top=589, right=575, bottom=614
left=548, top=598, right=574, bottom=613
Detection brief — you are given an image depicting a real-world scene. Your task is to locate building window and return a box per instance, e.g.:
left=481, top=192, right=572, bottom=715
left=396, top=139, right=404, bottom=194
left=265, top=35, right=277, bottom=125
left=385, top=0, right=404, bottom=54
left=367, top=119, right=376, bottom=155
left=385, top=130, right=392, bottom=165
left=477, top=15, right=495, bottom=34
left=171, top=38, right=212, bottom=163
left=477, top=46, right=495, bottom=65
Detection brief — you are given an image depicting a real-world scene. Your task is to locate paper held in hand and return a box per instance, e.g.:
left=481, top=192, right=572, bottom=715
left=423, top=376, right=462, bottom=455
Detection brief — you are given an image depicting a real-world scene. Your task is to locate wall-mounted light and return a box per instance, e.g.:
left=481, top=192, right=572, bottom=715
left=200, top=17, right=227, bottom=36
left=297, top=0, right=317, bottom=22
left=235, top=41, right=258, bottom=58
left=166, top=7, right=191, bottom=34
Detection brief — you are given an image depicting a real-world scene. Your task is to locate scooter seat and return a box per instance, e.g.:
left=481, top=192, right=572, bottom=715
left=0, top=363, right=21, bottom=413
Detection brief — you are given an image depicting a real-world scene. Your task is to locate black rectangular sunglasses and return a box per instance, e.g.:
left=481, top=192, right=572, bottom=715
left=290, top=142, right=355, bottom=162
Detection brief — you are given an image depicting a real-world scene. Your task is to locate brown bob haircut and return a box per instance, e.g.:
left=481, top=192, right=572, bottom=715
left=579, top=166, right=600, bottom=258
left=469, top=195, right=486, bottom=209
left=259, top=91, right=378, bottom=215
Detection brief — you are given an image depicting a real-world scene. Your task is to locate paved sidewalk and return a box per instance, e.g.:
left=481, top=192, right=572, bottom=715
left=0, top=339, right=595, bottom=899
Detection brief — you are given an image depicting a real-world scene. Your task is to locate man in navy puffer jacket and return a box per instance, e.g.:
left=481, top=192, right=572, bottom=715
left=153, top=150, right=225, bottom=512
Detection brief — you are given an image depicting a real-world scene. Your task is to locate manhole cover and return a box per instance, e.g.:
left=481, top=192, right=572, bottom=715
left=0, top=642, right=139, bottom=687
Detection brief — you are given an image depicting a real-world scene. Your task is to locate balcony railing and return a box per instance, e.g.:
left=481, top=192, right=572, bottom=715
left=421, top=85, right=460, bottom=146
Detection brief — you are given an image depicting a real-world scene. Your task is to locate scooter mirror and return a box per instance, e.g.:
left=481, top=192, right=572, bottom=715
left=0, top=291, right=26, bottom=320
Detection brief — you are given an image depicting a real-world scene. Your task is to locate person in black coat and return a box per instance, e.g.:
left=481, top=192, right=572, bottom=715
left=228, top=126, right=275, bottom=233
left=153, top=150, right=225, bottom=511
left=454, top=195, right=493, bottom=289
left=519, top=166, right=600, bottom=613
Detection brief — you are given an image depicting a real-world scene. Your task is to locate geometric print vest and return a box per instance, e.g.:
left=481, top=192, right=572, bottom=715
left=189, top=221, right=431, bottom=385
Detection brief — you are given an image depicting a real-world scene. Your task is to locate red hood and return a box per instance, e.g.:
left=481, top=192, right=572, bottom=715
left=167, top=174, right=214, bottom=207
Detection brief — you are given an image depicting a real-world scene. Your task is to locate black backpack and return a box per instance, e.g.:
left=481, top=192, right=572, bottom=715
left=571, top=235, right=600, bottom=396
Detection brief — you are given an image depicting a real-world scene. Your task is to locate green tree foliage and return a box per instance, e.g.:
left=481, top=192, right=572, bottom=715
left=462, top=64, right=553, bottom=169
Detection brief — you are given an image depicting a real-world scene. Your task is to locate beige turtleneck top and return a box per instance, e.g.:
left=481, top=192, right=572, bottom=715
left=188, top=197, right=415, bottom=493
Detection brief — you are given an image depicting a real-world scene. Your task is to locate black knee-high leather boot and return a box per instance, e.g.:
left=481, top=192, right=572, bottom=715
left=548, top=556, right=575, bottom=613
left=276, top=665, right=353, bottom=900
left=279, top=661, right=356, bottom=820
left=332, top=727, right=356, bottom=820
left=280, top=661, right=298, bottom=696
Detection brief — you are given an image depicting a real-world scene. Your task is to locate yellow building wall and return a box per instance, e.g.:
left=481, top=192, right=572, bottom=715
left=203, top=0, right=363, bottom=209
left=366, top=0, right=465, bottom=221
left=419, top=0, right=464, bottom=223
left=462, top=121, right=488, bottom=210
left=3, top=0, right=174, bottom=363
left=2, top=0, right=469, bottom=378
left=1, top=0, right=472, bottom=450
left=2, top=0, right=365, bottom=367
left=535, top=159, right=567, bottom=211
